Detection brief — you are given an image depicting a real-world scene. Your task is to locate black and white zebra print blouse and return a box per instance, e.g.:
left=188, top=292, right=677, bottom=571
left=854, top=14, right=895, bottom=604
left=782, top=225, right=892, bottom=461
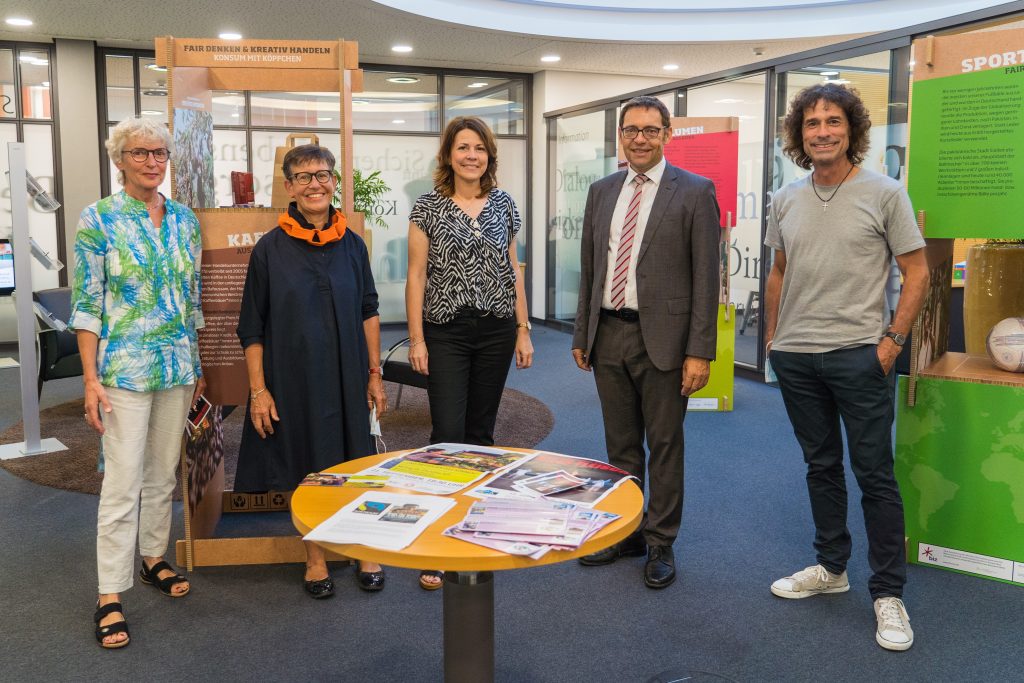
left=410, top=188, right=521, bottom=325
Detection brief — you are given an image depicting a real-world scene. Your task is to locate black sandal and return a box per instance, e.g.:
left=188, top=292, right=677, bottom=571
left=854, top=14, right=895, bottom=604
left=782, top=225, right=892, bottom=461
left=139, top=560, right=190, bottom=597
left=94, top=601, right=130, bottom=649
left=419, top=569, right=444, bottom=591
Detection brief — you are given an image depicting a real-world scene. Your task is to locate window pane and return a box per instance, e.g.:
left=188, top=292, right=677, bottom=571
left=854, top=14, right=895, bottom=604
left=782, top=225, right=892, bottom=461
left=0, top=123, right=18, bottom=235
left=212, top=91, right=246, bottom=126
left=105, top=54, right=135, bottom=122
left=250, top=92, right=339, bottom=129
left=19, top=49, right=52, bottom=120
left=138, top=58, right=168, bottom=122
left=496, top=138, right=528, bottom=262
left=444, top=75, right=524, bottom=135
left=354, top=71, right=439, bottom=132
left=211, top=129, right=249, bottom=206
left=353, top=133, right=440, bottom=322
left=0, top=50, right=15, bottom=119
left=687, top=73, right=768, bottom=368
left=548, top=109, right=619, bottom=322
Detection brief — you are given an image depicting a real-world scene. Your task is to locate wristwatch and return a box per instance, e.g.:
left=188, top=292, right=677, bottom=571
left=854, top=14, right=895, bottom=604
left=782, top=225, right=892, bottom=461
left=884, top=331, right=907, bottom=346
left=516, top=321, right=532, bottom=331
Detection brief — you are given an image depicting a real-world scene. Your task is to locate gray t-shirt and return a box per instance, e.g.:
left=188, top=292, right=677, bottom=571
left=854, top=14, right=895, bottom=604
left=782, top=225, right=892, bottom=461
left=765, top=168, right=925, bottom=353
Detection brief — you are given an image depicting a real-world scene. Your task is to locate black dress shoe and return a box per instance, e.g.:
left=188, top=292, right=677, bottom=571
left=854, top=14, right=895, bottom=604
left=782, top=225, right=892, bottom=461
left=578, top=533, right=647, bottom=566
left=355, top=565, right=385, bottom=592
left=644, top=545, right=676, bottom=589
left=304, top=575, right=335, bottom=599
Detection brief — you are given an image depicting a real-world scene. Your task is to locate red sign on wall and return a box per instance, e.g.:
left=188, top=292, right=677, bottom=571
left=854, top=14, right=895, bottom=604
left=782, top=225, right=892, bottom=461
left=663, top=117, right=739, bottom=229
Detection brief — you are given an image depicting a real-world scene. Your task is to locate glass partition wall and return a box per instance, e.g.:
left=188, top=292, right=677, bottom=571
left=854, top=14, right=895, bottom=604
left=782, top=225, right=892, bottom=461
left=99, top=52, right=530, bottom=323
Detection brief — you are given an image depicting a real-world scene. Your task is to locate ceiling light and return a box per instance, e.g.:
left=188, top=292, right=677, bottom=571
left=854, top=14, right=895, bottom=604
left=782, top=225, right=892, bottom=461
left=714, top=98, right=743, bottom=104
left=677, top=93, right=686, bottom=98
left=41, top=81, right=50, bottom=87
left=141, top=110, right=163, bottom=116
left=467, top=82, right=488, bottom=89
left=352, top=99, right=369, bottom=105
left=146, top=64, right=167, bottom=72
left=392, top=119, right=406, bottom=124
left=819, top=70, right=839, bottom=76
left=663, top=64, right=679, bottom=71
left=231, top=113, right=240, bottom=118
left=6, top=17, right=33, bottom=27
left=540, top=55, right=561, bottom=63
left=391, top=45, right=413, bottom=53
left=143, top=89, right=167, bottom=97
left=219, top=32, right=242, bottom=40
left=387, top=76, right=420, bottom=84
left=317, top=117, right=333, bottom=121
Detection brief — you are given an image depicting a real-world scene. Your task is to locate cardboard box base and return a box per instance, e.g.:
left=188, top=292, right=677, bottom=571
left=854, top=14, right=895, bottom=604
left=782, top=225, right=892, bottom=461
left=176, top=536, right=350, bottom=568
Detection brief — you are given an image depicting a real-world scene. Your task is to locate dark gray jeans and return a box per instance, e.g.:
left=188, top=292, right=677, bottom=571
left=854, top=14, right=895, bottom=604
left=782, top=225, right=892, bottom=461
left=770, top=344, right=906, bottom=599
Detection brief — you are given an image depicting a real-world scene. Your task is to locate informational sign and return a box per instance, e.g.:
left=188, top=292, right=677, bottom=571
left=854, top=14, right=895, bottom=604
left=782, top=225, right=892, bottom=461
left=908, top=29, right=1024, bottom=239
left=663, top=117, right=739, bottom=228
left=195, top=208, right=278, bottom=406
left=0, top=239, right=14, bottom=294
left=163, top=38, right=343, bottom=69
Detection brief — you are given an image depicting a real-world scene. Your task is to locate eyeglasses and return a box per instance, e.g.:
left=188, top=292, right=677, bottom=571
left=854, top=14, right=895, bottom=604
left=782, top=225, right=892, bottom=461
left=123, top=148, right=169, bottom=163
left=288, top=170, right=334, bottom=185
left=620, top=126, right=668, bottom=140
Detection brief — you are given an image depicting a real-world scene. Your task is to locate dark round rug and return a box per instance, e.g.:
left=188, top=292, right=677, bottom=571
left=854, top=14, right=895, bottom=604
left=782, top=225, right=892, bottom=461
left=0, top=382, right=553, bottom=497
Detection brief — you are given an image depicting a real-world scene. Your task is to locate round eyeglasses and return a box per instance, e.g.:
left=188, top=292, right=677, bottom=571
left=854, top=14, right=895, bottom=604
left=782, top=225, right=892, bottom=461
left=123, top=148, right=170, bottom=163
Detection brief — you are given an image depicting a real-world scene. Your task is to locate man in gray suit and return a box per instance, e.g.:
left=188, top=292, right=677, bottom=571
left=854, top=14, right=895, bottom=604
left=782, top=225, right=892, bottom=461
left=573, top=96, right=721, bottom=588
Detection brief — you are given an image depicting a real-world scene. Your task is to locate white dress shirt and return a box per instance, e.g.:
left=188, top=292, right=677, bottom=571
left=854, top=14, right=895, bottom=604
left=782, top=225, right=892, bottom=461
left=601, top=157, right=666, bottom=311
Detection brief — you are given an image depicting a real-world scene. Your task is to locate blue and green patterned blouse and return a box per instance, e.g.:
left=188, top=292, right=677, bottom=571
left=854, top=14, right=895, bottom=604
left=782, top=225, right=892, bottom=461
left=69, top=191, right=204, bottom=392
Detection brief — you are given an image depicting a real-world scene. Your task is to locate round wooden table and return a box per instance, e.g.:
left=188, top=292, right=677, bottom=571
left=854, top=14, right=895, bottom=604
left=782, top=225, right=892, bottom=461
left=291, top=451, right=643, bottom=683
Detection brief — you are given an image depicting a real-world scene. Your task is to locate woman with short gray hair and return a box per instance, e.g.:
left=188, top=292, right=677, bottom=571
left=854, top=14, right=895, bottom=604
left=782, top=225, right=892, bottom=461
left=70, top=116, right=206, bottom=649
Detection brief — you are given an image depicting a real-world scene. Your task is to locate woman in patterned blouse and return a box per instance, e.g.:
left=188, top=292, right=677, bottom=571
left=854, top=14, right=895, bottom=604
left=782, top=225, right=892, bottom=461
left=406, top=116, right=533, bottom=590
left=70, top=117, right=206, bottom=649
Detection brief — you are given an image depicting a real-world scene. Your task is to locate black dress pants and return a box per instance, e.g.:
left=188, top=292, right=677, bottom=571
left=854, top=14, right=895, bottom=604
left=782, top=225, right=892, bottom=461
left=770, top=344, right=906, bottom=599
left=423, top=311, right=516, bottom=446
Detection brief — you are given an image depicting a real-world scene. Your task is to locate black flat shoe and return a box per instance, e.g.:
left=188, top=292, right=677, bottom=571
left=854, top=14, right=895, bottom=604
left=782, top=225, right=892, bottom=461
left=139, top=559, right=190, bottom=598
left=578, top=533, right=647, bottom=566
left=644, top=545, right=676, bottom=589
left=355, top=565, right=385, bottom=592
left=304, top=575, right=335, bottom=599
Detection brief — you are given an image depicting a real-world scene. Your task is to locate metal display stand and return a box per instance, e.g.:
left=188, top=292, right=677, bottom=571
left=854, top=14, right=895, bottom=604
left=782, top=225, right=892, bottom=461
left=0, top=142, right=67, bottom=460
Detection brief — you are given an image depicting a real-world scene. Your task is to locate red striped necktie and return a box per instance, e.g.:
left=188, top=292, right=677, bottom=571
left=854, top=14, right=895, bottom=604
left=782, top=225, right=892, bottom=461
left=610, top=173, right=649, bottom=310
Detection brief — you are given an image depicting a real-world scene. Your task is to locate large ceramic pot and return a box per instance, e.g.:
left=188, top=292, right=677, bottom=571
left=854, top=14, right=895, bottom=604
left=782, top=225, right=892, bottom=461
left=963, top=243, right=1024, bottom=354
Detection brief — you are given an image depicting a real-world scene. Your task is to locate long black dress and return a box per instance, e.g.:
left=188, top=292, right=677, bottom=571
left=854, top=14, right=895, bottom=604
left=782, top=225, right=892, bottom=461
left=234, top=206, right=378, bottom=492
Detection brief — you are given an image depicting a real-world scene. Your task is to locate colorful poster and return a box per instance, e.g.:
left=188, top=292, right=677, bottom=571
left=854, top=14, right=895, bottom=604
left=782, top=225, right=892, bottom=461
left=907, top=29, right=1024, bottom=239
left=663, top=117, right=739, bottom=228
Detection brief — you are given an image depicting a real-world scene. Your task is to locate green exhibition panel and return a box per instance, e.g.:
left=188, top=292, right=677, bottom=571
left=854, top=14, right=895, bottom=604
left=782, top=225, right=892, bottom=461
left=895, top=375, right=1024, bottom=585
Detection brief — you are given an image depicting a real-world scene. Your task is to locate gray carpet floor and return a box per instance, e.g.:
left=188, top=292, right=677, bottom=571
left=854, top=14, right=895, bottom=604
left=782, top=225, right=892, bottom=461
left=1, top=326, right=1021, bottom=682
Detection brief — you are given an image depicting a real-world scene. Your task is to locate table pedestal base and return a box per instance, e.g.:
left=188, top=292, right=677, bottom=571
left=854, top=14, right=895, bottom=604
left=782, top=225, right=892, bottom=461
left=443, top=570, right=494, bottom=682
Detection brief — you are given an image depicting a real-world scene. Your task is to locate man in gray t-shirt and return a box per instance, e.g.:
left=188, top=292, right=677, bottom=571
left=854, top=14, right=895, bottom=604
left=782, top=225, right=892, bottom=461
left=763, top=84, right=928, bottom=652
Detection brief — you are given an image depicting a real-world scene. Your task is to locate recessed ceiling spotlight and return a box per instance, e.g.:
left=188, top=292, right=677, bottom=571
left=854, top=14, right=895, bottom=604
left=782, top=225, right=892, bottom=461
left=677, top=93, right=686, bottom=98
left=146, top=64, right=167, bottom=72
left=663, top=64, right=679, bottom=71
left=540, top=55, right=561, bottom=63
left=352, top=99, right=369, bottom=105
left=467, top=82, right=488, bottom=88
left=387, top=76, right=420, bottom=84
left=231, top=113, right=240, bottom=118
left=141, top=110, right=163, bottom=116
left=219, top=32, right=242, bottom=40
left=392, top=119, right=406, bottom=124
left=819, top=70, right=839, bottom=76
left=714, top=98, right=743, bottom=104
left=142, top=89, right=167, bottom=97
left=5, top=17, right=33, bottom=27
left=391, top=45, right=413, bottom=53
left=317, top=117, right=333, bottom=121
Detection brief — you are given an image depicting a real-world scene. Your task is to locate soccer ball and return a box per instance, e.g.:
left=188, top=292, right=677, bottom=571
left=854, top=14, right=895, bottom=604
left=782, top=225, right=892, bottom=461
left=985, top=317, right=1024, bottom=373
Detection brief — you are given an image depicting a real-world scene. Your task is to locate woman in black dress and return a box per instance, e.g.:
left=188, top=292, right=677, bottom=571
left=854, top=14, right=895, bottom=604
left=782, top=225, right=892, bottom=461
left=236, top=144, right=387, bottom=598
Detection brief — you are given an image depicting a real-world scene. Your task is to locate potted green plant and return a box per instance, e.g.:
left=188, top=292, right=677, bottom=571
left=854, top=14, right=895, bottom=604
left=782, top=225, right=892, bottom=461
left=332, top=169, right=391, bottom=228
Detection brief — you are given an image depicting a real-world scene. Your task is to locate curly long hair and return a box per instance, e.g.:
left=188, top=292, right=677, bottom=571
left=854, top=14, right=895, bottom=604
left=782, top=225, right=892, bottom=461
left=433, top=116, right=498, bottom=198
left=781, top=83, right=871, bottom=170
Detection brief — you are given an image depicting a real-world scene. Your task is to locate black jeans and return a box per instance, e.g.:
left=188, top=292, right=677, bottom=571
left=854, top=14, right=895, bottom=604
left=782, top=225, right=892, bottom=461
left=423, top=311, right=516, bottom=446
left=770, top=344, right=906, bottom=599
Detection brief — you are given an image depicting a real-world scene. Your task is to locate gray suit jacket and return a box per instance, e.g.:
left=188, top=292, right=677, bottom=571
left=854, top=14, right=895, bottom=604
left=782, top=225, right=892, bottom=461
left=573, top=163, right=721, bottom=371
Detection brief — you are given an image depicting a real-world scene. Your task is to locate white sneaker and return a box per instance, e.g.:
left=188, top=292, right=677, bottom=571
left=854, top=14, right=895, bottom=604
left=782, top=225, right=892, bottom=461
left=874, top=597, right=914, bottom=651
left=770, top=564, right=850, bottom=599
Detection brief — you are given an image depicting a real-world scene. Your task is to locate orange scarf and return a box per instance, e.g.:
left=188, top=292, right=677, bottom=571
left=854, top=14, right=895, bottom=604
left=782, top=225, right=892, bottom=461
left=277, top=206, right=347, bottom=246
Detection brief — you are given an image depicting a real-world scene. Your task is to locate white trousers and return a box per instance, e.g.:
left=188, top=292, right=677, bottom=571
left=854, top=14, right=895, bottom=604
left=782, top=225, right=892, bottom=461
left=97, top=384, right=193, bottom=594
